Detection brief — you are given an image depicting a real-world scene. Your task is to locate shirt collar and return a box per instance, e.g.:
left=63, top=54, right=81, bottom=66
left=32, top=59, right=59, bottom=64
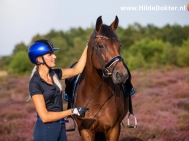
left=34, top=69, right=54, bottom=84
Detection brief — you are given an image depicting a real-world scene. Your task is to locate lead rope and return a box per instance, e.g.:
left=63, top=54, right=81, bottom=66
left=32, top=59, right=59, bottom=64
left=88, top=32, right=124, bottom=120
left=86, top=39, right=106, bottom=107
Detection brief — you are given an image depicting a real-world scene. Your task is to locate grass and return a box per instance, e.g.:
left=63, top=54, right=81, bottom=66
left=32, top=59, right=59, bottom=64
left=0, top=67, right=189, bottom=141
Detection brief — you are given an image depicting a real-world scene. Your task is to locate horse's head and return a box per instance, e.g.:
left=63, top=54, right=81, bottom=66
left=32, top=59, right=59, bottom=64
left=88, top=16, right=129, bottom=84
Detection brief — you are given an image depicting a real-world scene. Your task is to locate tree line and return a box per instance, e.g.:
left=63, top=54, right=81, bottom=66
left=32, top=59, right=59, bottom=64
left=0, top=23, right=189, bottom=75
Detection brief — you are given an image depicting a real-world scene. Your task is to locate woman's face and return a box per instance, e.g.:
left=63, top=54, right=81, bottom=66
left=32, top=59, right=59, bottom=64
left=40, top=53, right=57, bottom=67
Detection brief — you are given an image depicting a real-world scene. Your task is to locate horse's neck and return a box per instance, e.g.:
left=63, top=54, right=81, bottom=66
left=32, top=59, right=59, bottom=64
left=84, top=65, right=114, bottom=90
left=85, top=66, right=103, bottom=86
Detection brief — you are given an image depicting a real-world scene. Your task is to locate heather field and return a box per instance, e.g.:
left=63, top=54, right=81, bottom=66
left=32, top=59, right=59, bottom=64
left=0, top=67, right=189, bottom=141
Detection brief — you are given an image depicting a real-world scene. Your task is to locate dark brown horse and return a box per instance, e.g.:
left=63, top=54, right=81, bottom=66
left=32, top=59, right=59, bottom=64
left=74, top=16, right=129, bottom=141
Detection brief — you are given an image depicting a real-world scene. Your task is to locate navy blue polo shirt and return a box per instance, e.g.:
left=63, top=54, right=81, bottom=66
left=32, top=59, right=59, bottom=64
left=29, top=68, right=63, bottom=115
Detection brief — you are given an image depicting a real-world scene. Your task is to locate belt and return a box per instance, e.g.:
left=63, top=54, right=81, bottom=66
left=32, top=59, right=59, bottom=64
left=37, top=117, right=69, bottom=124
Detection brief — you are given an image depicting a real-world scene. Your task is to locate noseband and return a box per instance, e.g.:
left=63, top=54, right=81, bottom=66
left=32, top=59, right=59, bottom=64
left=92, top=30, right=123, bottom=77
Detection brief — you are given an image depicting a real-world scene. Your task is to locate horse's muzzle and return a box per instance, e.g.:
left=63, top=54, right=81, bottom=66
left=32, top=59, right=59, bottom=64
left=112, top=68, right=129, bottom=84
left=102, top=56, right=129, bottom=84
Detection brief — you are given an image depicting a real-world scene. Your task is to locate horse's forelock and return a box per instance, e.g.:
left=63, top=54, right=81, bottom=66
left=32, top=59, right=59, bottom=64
left=100, top=25, right=118, bottom=40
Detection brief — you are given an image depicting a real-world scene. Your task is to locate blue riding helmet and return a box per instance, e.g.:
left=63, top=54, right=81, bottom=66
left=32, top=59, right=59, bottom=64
left=28, top=39, right=59, bottom=64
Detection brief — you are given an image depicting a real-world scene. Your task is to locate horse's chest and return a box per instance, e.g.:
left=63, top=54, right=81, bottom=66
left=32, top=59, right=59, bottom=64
left=87, top=102, right=123, bottom=124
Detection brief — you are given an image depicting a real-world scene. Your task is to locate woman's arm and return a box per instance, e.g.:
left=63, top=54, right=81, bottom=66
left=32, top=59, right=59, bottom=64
left=32, top=94, right=88, bottom=123
left=32, top=95, right=72, bottom=123
left=61, top=45, right=88, bottom=80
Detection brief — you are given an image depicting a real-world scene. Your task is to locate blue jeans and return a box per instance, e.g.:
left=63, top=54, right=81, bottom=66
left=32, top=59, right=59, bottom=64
left=34, top=119, right=68, bottom=141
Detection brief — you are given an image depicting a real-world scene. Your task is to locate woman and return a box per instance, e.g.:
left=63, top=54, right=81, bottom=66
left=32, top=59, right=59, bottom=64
left=28, top=39, right=88, bottom=141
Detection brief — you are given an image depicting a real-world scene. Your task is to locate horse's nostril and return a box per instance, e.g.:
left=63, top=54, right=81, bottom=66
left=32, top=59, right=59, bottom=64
left=116, top=72, right=121, bottom=81
left=126, top=74, right=129, bottom=80
left=115, top=70, right=129, bottom=84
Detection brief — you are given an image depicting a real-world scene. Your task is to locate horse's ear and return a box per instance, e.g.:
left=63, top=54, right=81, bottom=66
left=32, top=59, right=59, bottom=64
left=96, top=16, right=103, bottom=32
left=110, top=16, right=119, bottom=30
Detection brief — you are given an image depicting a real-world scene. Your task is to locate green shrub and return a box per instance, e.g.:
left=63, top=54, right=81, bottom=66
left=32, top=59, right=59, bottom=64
left=176, top=39, right=189, bottom=67
left=8, top=51, right=33, bottom=75
left=129, top=38, right=164, bottom=63
left=160, top=42, right=178, bottom=65
left=126, top=53, right=146, bottom=70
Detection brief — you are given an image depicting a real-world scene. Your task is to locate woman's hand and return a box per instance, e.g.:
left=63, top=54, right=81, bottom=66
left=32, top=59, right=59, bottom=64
left=71, top=107, right=89, bottom=117
left=61, top=44, right=88, bottom=79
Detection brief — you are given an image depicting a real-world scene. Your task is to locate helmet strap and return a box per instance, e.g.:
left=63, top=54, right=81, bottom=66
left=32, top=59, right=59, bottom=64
left=36, top=56, right=51, bottom=69
left=42, top=56, right=51, bottom=69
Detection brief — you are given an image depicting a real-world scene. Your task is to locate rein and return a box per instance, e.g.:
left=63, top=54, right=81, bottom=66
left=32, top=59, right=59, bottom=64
left=82, top=30, right=125, bottom=119
left=74, top=29, right=137, bottom=129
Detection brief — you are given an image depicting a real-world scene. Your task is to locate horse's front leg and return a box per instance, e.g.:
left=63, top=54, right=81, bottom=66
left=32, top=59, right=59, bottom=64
left=79, top=129, right=95, bottom=141
left=106, top=124, right=121, bottom=141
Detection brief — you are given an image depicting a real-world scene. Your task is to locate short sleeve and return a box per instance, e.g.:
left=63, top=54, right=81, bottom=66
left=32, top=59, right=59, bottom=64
left=29, top=80, right=43, bottom=97
left=53, top=68, right=62, bottom=80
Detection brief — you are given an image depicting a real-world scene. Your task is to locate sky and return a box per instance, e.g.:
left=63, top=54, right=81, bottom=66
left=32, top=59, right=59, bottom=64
left=0, top=0, right=189, bottom=57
